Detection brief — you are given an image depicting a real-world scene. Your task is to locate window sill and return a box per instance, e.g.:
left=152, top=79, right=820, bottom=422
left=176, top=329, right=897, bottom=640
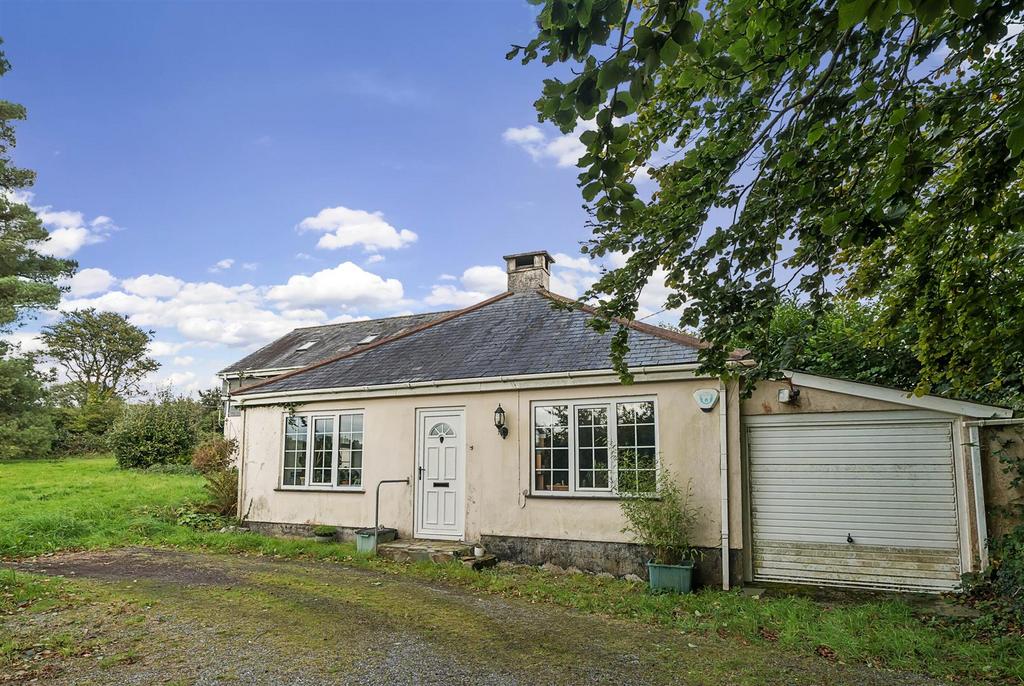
left=274, top=487, right=366, bottom=494
left=527, top=493, right=659, bottom=501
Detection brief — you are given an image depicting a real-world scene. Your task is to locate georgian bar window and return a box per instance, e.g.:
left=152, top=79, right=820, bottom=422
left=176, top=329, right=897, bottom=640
left=281, top=412, right=364, bottom=489
left=532, top=397, right=658, bottom=496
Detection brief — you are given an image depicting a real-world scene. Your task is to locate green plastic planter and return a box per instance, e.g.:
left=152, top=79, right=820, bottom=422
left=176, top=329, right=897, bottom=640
left=647, top=560, right=695, bottom=594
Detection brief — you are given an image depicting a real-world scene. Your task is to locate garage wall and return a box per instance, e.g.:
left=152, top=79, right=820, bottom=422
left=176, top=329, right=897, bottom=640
left=743, top=380, right=909, bottom=416
left=982, top=425, right=1024, bottom=539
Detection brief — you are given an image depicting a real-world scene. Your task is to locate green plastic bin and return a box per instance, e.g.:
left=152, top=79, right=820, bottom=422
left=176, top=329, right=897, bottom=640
left=355, top=527, right=396, bottom=554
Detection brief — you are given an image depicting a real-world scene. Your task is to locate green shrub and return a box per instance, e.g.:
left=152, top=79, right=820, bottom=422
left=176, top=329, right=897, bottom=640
left=173, top=505, right=223, bottom=531
left=191, top=436, right=236, bottom=474
left=619, top=472, right=702, bottom=565
left=202, top=467, right=238, bottom=516
left=961, top=529, right=1024, bottom=635
left=51, top=391, right=124, bottom=455
left=190, top=436, right=238, bottom=516
left=108, top=396, right=203, bottom=469
left=312, top=525, right=337, bottom=537
left=0, top=348, right=55, bottom=460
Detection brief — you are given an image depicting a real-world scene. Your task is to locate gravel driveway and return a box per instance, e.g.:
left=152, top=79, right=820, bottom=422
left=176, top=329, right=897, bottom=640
left=2, top=548, right=945, bottom=685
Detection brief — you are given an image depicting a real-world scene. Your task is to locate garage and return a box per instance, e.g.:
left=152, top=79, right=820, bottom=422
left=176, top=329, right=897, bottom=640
left=746, top=411, right=964, bottom=591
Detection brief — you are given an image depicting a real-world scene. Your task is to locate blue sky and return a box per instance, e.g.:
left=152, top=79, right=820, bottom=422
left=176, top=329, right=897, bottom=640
left=3, top=1, right=662, bottom=392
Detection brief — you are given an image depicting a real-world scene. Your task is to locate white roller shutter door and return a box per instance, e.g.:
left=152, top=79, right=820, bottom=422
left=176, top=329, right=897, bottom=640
left=747, top=416, right=961, bottom=591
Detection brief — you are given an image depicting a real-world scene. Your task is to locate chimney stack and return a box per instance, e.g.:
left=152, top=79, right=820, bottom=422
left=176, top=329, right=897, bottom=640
left=504, top=251, right=554, bottom=292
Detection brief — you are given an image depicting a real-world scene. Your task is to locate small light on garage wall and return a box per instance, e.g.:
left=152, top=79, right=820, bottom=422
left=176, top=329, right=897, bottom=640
left=494, top=404, right=509, bottom=439
left=778, top=387, right=801, bottom=404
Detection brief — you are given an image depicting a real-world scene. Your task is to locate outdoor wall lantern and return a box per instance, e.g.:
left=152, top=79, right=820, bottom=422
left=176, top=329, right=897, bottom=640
left=493, top=404, right=509, bottom=439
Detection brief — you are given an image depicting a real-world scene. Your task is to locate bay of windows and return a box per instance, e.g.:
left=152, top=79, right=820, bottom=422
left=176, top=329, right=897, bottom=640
left=533, top=398, right=657, bottom=496
left=282, top=412, right=364, bottom=489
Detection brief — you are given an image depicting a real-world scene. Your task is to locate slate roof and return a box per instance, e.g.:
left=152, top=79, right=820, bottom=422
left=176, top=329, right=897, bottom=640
left=236, top=289, right=709, bottom=396
left=218, top=311, right=449, bottom=375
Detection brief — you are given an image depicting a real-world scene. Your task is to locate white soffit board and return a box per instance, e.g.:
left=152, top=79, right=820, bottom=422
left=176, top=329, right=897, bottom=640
left=748, top=415, right=961, bottom=592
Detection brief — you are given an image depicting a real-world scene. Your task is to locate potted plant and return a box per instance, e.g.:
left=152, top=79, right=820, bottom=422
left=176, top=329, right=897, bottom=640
left=619, top=471, right=702, bottom=593
left=312, top=525, right=337, bottom=543
left=473, top=543, right=486, bottom=558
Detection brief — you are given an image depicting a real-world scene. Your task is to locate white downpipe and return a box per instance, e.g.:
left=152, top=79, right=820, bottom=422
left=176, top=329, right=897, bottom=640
left=237, top=407, right=247, bottom=520
left=719, top=380, right=730, bottom=590
left=968, top=425, right=989, bottom=570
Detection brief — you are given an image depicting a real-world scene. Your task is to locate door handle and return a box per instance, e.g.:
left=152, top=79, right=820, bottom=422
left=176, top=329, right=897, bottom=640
left=418, top=466, right=424, bottom=481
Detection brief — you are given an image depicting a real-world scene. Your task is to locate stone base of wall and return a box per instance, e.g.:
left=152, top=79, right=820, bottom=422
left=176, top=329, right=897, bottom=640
left=480, top=534, right=744, bottom=588
left=243, top=520, right=360, bottom=542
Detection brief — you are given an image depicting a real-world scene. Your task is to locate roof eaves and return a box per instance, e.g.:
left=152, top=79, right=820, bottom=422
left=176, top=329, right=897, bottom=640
left=234, top=291, right=515, bottom=396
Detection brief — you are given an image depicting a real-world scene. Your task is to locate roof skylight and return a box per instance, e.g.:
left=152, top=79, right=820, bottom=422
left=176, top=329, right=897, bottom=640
left=357, top=334, right=378, bottom=344
left=295, top=341, right=317, bottom=352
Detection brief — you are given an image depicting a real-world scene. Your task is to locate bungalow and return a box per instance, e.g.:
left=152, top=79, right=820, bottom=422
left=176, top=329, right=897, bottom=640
left=220, top=250, right=1014, bottom=592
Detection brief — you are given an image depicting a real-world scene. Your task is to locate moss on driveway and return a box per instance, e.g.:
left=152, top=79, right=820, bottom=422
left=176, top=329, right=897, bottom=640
left=2, top=548, right=945, bottom=685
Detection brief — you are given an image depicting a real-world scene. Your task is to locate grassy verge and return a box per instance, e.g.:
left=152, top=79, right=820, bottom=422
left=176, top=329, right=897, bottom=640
left=1, top=455, right=1021, bottom=683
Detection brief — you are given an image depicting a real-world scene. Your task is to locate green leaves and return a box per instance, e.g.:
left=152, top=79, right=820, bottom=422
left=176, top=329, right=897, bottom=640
left=838, top=0, right=872, bottom=30
left=950, top=0, right=974, bottom=19
left=1009, top=125, right=1024, bottom=158
left=514, top=0, right=1023, bottom=402
left=728, top=37, right=750, bottom=63
left=807, top=122, right=827, bottom=145
left=912, top=0, right=946, bottom=24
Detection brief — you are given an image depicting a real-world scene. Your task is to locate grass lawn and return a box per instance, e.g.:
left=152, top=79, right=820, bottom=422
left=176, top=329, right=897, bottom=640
left=2, top=455, right=1022, bottom=683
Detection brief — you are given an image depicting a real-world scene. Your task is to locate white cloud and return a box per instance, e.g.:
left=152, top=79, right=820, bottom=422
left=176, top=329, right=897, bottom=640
left=122, top=273, right=185, bottom=298
left=64, top=279, right=328, bottom=349
left=209, top=258, right=235, bottom=273
left=280, top=307, right=327, bottom=321
left=18, top=194, right=118, bottom=257
left=502, top=121, right=596, bottom=168
left=439, top=273, right=457, bottom=281
left=1, top=331, right=45, bottom=354
left=365, top=254, right=385, bottom=265
left=149, top=341, right=188, bottom=357
left=423, top=285, right=490, bottom=309
left=37, top=208, right=85, bottom=229
left=156, top=370, right=200, bottom=393
left=552, top=252, right=599, bottom=273
left=172, top=355, right=194, bottom=366
left=424, top=265, right=506, bottom=308
left=298, top=206, right=417, bottom=252
left=241, top=262, right=259, bottom=271
left=66, top=268, right=117, bottom=297
left=267, top=261, right=405, bottom=310
left=461, top=265, right=506, bottom=293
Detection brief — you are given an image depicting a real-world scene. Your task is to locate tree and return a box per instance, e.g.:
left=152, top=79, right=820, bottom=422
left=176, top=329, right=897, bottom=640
left=40, top=309, right=160, bottom=403
left=0, top=341, right=55, bottom=459
left=511, top=0, right=1024, bottom=397
left=0, top=41, right=76, bottom=331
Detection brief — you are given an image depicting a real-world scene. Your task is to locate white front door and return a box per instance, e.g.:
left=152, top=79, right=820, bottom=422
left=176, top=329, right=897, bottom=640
left=415, top=409, right=465, bottom=540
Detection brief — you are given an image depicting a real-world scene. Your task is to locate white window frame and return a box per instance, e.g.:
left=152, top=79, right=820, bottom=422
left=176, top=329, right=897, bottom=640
left=279, top=410, right=365, bottom=491
left=530, top=395, right=659, bottom=498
